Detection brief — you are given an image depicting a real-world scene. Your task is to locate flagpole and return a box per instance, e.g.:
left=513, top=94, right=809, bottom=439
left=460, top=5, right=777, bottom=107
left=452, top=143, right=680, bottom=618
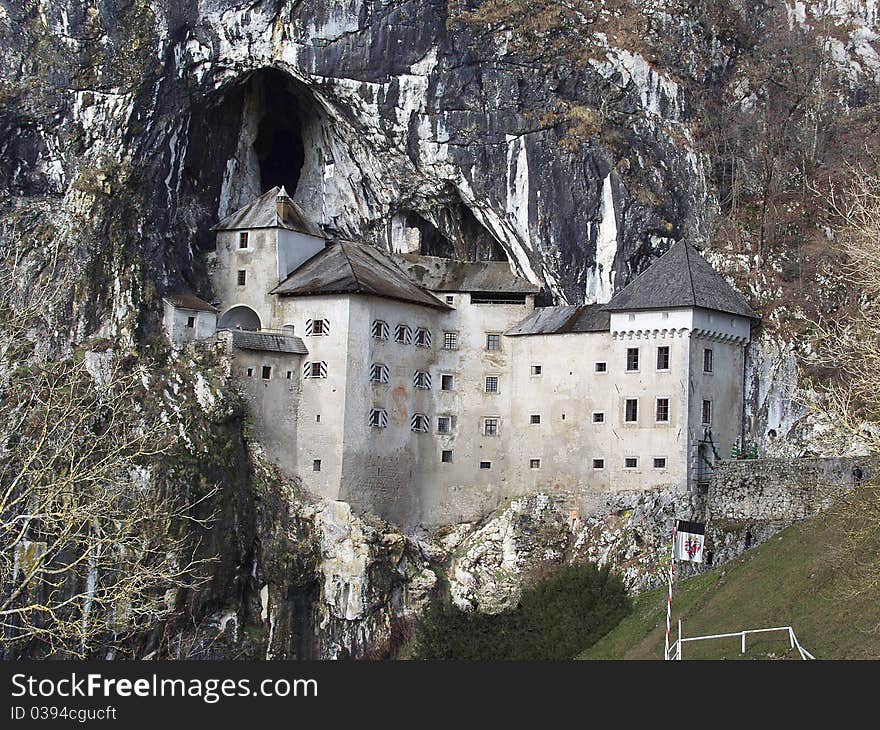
left=665, top=522, right=677, bottom=660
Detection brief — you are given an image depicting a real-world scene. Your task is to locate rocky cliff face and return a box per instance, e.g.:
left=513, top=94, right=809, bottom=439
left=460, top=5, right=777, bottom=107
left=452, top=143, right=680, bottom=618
left=3, top=1, right=879, bottom=658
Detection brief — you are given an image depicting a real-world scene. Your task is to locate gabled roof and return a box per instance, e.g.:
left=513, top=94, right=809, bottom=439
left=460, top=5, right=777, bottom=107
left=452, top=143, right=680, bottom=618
left=271, top=240, right=451, bottom=310
left=604, top=241, right=760, bottom=319
left=506, top=304, right=610, bottom=336
left=163, top=293, right=218, bottom=313
left=232, top=330, right=308, bottom=355
left=391, top=254, right=539, bottom=294
left=212, top=186, right=323, bottom=237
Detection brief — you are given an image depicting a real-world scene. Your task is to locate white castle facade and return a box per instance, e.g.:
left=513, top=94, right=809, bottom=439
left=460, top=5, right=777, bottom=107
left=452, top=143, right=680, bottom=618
left=164, top=187, right=759, bottom=529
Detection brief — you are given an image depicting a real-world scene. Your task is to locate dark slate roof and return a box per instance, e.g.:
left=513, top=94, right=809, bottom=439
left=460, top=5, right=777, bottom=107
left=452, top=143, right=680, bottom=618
left=163, top=293, right=218, bottom=313
left=506, top=304, right=610, bottom=336
left=391, top=254, right=539, bottom=294
left=270, top=240, right=450, bottom=310
left=232, top=330, right=308, bottom=355
left=604, top=241, right=760, bottom=319
left=212, top=186, right=323, bottom=237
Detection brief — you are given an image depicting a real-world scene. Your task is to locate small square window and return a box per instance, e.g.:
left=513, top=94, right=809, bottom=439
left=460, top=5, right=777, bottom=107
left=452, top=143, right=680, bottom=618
left=625, top=398, right=638, bottom=423
left=443, top=332, right=458, bottom=350
left=441, top=450, right=453, bottom=463
left=486, top=333, right=501, bottom=351
left=237, top=270, right=247, bottom=286
left=530, top=459, right=541, bottom=469
left=530, top=414, right=541, bottom=425
left=592, top=411, right=605, bottom=423
left=310, top=362, right=323, bottom=378
left=246, top=367, right=254, bottom=377
left=595, top=362, right=607, bottom=373
left=657, top=346, right=670, bottom=370
left=628, top=313, right=636, bottom=321
left=531, top=365, right=542, bottom=376
left=186, top=315, right=195, bottom=328
left=239, top=231, right=249, bottom=249
left=653, top=457, right=667, bottom=469
left=661, top=312, right=669, bottom=320
left=313, top=459, right=321, bottom=472
left=485, top=376, right=499, bottom=393
left=593, top=458, right=605, bottom=469
left=626, top=348, right=639, bottom=371
left=703, top=348, right=714, bottom=373
left=437, top=416, right=452, bottom=434
left=441, top=374, right=455, bottom=391
left=479, top=461, right=492, bottom=470
left=655, top=398, right=670, bottom=423
left=625, top=457, right=639, bottom=469
left=261, top=365, right=272, bottom=380
left=445, top=295, right=454, bottom=305
left=483, top=418, right=499, bottom=436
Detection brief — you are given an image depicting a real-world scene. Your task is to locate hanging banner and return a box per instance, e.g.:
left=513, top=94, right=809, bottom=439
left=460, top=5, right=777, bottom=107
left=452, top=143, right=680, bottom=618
left=674, top=520, right=705, bottom=563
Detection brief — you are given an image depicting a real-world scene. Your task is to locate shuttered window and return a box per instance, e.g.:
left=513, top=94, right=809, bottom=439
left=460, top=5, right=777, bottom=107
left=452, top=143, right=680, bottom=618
left=305, top=318, right=330, bottom=336
left=413, top=370, right=432, bottom=389
left=369, top=408, right=388, bottom=429
left=395, top=324, right=412, bottom=344
left=414, top=328, right=432, bottom=348
left=370, top=363, right=390, bottom=383
left=302, top=361, right=328, bottom=379
left=371, top=319, right=389, bottom=340
left=411, top=413, right=429, bottom=433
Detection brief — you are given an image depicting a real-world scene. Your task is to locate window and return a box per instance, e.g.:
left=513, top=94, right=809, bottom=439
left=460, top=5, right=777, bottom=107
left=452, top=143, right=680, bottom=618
left=369, top=408, right=388, bottom=429
left=626, top=347, right=639, bottom=371
left=312, top=459, right=321, bottom=472
left=395, top=323, right=412, bottom=344
left=443, top=332, right=458, bottom=350
left=411, top=413, right=429, bottom=433
left=655, top=398, right=670, bottom=423
left=653, top=457, right=667, bottom=469
left=371, top=319, right=389, bottom=340
left=530, top=459, right=541, bottom=469
left=595, top=361, right=607, bottom=373
left=445, top=295, right=454, bottom=305
left=261, top=365, right=272, bottom=380
left=657, top=346, right=670, bottom=370
left=413, top=370, right=432, bottom=389
left=479, top=461, right=492, bottom=469
left=485, top=376, right=499, bottom=393
left=483, top=418, right=499, bottom=436
left=303, top=361, right=328, bottom=379
left=441, top=374, right=455, bottom=391
left=237, top=270, right=246, bottom=286
left=306, top=318, right=329, bottom=336
left=530, top=414, right=541, bottom=425
left=246, top=367, right=254, bottom=377
left=316, top=414, right=321, bottom=423
left=486, top=333, right=501, bottom=351
left=414, top=327, right=432, bottom=348
left=238, top=231, right=249, bottom=249
left=702, top=399, right=712, bottom=425
left=703, top=348, right=714, bottom=373
left=592, top=411, right=605, bottom=423
left=531, top=365, right=542, bottom=376
left=186, top=315, right=195, bottom=328
left=472, top=293, right=527, bottom=305
left=593, top=458, right=605, bottom=469
left=437, top=416, right=452, bottom=434
left=441, top=450, right=453, bottom=463
left=628, top=313, right=636, bottom=321
left=370, top=363, right=390, bottom=384
left=625, top=457, right=639, bottom=469
left=661, top=312, right=669, bottom=320
left=286, top=371, right=292, bottom=379
left=625, top=398, right=638, bottom=423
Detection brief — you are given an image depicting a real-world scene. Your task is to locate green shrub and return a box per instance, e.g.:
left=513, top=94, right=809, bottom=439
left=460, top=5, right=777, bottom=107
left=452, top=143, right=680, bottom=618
left=412, top=563, right=631, bottom=660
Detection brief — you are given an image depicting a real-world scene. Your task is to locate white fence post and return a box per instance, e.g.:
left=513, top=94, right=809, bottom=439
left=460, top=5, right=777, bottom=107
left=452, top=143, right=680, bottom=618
left=741, top=631, right=746, bottom=655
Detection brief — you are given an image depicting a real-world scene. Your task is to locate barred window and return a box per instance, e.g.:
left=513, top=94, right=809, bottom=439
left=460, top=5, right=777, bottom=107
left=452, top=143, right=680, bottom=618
left=369, top=408, right=388, bottom=429
left=530, top=414, right=541, bottom=424
left=595, top=361, right=607, bottom=373
left=303, top=361, right=328, bottom=379
left=437, top=416, right=452, bottom=434
left=411, top=413, right=429, bottom=433
left=593, top=411, right=605, bottom=423
left=443, top=332, right=458, bottom=350
left=413, top=370, right=432, bottom=389
left=530, top=459, right=541, bottom=469
left=625, top=457, right=639, bottom=469
left=370, top=363, right=390, bottom=384
left=485, top=376, right=499, bottom=393
left=395, top=324, right=412, bottom=344
left=593, top=458, right=605, bottom=469
left=486, top=333, right=501, bottom=351
left=483, top=418, right=499, bottom=436
left=305, top=318, right=330, bottom=336
left=414, top=328, right=432, bottom=348
left=371, top=319, right=389, bottom=340
left=237, top=270, right=246, bottom=286
left=653, top=457, right=667, bottom=469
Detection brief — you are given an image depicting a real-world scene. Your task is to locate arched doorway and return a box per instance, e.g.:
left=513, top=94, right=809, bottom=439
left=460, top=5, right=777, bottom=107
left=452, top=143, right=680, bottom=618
left=218, top=305, right=261, bottom=331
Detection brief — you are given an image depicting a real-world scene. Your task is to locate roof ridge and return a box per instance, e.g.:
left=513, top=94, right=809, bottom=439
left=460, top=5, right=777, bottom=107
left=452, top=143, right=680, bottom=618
left=336, top=240, right=360, bottom=288
left=683, top=241, right=697, bottom=306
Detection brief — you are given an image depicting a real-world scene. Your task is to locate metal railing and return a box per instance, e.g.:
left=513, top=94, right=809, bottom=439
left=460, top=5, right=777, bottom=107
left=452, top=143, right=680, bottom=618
left=667, top=621, right=815, bottom=660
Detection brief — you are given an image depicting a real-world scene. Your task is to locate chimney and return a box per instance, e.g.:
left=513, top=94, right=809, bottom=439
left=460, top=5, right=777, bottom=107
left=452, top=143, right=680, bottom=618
left=276, top=186, right=294, bottom=222
left=281, top=324, right=295, bottom=337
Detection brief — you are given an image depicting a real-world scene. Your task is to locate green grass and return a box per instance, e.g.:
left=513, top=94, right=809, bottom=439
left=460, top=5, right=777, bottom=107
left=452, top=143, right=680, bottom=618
left=581, top=505, right=880, bottom=660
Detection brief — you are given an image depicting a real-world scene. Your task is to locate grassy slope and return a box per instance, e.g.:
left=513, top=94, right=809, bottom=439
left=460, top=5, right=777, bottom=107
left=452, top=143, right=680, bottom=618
left=581, top=507, right=880, bottom=660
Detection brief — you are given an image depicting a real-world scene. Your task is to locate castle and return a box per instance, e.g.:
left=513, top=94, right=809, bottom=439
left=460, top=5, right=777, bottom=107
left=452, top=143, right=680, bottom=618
left=164, top=187, right=759, bottom=529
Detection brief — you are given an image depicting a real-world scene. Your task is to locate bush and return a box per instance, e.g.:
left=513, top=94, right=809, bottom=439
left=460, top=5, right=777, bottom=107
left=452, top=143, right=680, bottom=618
left=412, top=563, right=631, bottom=660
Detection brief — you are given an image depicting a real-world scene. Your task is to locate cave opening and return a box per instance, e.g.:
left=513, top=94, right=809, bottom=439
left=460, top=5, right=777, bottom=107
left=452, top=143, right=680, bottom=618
left=251, top=68, right=306, bottom=196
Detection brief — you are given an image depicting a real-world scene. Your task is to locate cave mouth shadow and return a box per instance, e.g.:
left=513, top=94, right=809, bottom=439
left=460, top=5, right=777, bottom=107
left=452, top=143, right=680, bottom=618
left=251, top=68, right=306, bottom=196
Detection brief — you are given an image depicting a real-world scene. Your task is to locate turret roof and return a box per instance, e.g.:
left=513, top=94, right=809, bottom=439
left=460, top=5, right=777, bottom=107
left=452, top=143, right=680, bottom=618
left=212, top=186, right=322, bottom=237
